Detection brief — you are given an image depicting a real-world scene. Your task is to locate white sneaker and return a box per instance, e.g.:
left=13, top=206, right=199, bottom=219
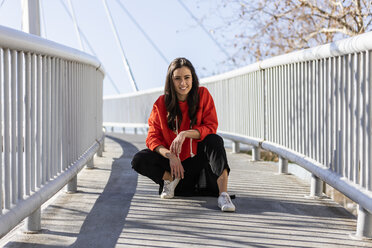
left=218, top=192, right=236, bottom=212
left=160, top=178, right=180, bottom=199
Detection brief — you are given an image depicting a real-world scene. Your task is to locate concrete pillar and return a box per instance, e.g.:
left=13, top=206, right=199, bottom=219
left=122, top=127, right=125, bottom=133
left=134, top=128, right=138, bottom=135
left=24, top=208, right=41, bottom=233
left=66, top=175, right=77, bottom=193
left=354, top=206, right=372, bottom=239
left=278, top=156, right=288, bottom=174
left=310, top=174, right=323, bottom=198
left=232, top=141, right=240, bottom=153
left=252, top=146, right=260, bottom=161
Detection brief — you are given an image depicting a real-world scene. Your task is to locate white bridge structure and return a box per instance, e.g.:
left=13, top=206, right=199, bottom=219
left=103, top=31, right=372, bottom=239
left=0, top=0, right=372, bottom=242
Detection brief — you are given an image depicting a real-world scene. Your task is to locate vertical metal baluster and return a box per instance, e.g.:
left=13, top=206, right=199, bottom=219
left=4, top=49, right=10, bottom=209
left=25, top=52, right=31, bottom=196
left=338, top=56, right=343, bottom=176
left=0, top=49, right=3, bottom=214
left=368, top=51, right=372, bottom=191
left=360, top=52, right=366, bottom=187
left=11, top=50, right=18, bottom=204
left=326, top=58, right=331, bottom=169
left=32, top=54, right=38, bottom=191
left=51, top=58, right=56, bottom=178
left=348, top=54, right=354, bottom=181
left=17, top=51, right=24, bottom=201
left=333, top=57, right=338, bottom=173
left=42, top=56, right=47, bottom=185
left=353, top=54, right=360, bottom=184
left=343, top=55, right=349, bottom=179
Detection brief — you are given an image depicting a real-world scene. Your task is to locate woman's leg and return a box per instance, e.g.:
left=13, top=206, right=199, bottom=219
left=198, top=134, right=230, bottom=194
left=216, top=169, right=228, bottom=195
left=131, top=149, right=170, bottom=185
left=198, top=134, right=235, bottom=211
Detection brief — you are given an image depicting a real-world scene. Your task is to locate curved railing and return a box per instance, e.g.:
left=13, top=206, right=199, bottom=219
left=0, top=25, right=104, bottom=238
left=103, top=31, right=372, bottom=239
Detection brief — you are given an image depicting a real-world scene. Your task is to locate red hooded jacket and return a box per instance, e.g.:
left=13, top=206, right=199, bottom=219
left=146, top=86, right=218, bottom=161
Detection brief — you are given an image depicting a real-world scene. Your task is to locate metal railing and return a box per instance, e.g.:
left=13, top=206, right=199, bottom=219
left=103, top=31, right=372, bottom=239
left=0, top=25, right=104, bottom=238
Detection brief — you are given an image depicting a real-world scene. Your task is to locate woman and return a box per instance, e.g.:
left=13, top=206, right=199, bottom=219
left=131, top=57, right=235, bottom=212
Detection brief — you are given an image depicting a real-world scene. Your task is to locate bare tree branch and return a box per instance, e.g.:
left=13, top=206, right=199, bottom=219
left=198, top=0, right=372, bottom=70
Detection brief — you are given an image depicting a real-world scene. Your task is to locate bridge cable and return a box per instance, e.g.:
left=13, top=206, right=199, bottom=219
left=59, top=0, right=121, bottom=94
left=0, top=0, right=6, bottom=9
left=116, top=0, right=169, bottom=65
left=102, top=0, right=139, bottom=92
left=176, top=0, right=233, bottom=64
left=67, top=0, right=84, bottom=51
left=39, top=0, right=48, bottom=38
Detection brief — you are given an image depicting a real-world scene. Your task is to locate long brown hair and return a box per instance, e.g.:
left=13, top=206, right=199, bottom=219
left=164, top=58, right=199, bottom=131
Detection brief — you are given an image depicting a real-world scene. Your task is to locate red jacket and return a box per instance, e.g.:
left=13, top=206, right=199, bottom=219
left=146, top=86, right=218, bottom=161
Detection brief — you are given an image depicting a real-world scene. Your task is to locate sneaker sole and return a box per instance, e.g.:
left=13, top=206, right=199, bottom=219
left=221, top=207, right=235, bottom=212
left=160, top=194, right=174, bottom=199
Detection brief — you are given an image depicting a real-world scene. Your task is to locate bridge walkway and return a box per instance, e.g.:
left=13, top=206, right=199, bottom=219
left=1, top=133, right=370, bottom=247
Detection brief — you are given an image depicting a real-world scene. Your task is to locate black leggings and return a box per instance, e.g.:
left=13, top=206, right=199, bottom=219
left=131, top=134, right=230, bottom=197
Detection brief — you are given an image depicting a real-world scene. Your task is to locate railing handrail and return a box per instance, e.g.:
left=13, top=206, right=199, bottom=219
left=0, top=25, right=104, bottom=75
left=103, top=31, right=372, bottom=100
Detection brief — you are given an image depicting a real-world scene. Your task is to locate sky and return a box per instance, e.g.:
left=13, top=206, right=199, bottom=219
left=0, top=0, right=236, bottom=96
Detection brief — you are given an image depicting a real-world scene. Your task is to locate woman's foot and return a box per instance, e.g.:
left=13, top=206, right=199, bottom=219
left=160, top=178, right=180, bottom=199
left=218, top=192, right=235, bottom=212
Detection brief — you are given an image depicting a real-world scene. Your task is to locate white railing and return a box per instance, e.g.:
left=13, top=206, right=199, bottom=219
left=0, top=25, right=104, bottom=238
left=103, top=31, right=372, bottom=239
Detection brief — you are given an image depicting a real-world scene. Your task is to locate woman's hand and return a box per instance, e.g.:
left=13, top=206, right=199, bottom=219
left=170, top=131, right=186, bottom=155
left=168, top=153, right=184, bottom=179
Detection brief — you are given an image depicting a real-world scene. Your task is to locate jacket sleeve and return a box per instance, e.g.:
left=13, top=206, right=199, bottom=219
left=146, top=104, right=167, bottom=151
left=193, top=88, right=218, bottom=141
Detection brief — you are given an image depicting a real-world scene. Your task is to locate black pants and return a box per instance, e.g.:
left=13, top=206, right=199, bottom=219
left=131, top=134, right=230, bottom=197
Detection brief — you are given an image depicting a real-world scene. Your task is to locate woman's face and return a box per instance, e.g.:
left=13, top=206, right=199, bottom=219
left=172, top=66, right=192, bottom=101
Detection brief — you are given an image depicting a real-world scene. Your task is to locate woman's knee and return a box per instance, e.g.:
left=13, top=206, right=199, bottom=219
left=202, top=134, right=225, bottom=152
left=203, top=134, right=224, bottom=147
left=131, top=149, right=151, bottom=172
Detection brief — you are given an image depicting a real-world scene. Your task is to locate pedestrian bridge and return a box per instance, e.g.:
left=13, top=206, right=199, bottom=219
left=1, top=23, right=372, bottom=246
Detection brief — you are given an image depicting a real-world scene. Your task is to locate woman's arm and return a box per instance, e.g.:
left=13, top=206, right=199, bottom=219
left=170, top=129, right=200, bottom=155
left=155, top=145, right=184, bottom=179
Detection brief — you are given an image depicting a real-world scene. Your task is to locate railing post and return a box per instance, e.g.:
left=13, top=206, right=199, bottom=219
left=97, top=145, right=103, bottom=157
left=278, top=156, right=288, bottom=174
left=66, top=176, right=77, bottom=193
left=232, top=141, right=240, bottom=153
left=252, top=146, right=260, bottom=161
left=86, top=157, right=94, bottom=169
left=309, top=174, right=323, bottom=198
left=353, top=206, right=372, bottom=239
left=24, top=208, right=41, bottom=233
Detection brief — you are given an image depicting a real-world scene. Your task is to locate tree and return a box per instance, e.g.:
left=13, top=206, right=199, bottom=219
left=201, top=0, right=372, bottom=67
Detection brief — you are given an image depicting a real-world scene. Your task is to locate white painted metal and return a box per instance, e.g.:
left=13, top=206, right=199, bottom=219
left=102, top=31, right=372, bottom=238
left=278, top=157, right=288, bottom=174
left=0, top=26, right=104, bottom=238
left=21, top=0, right=41, bottom=36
